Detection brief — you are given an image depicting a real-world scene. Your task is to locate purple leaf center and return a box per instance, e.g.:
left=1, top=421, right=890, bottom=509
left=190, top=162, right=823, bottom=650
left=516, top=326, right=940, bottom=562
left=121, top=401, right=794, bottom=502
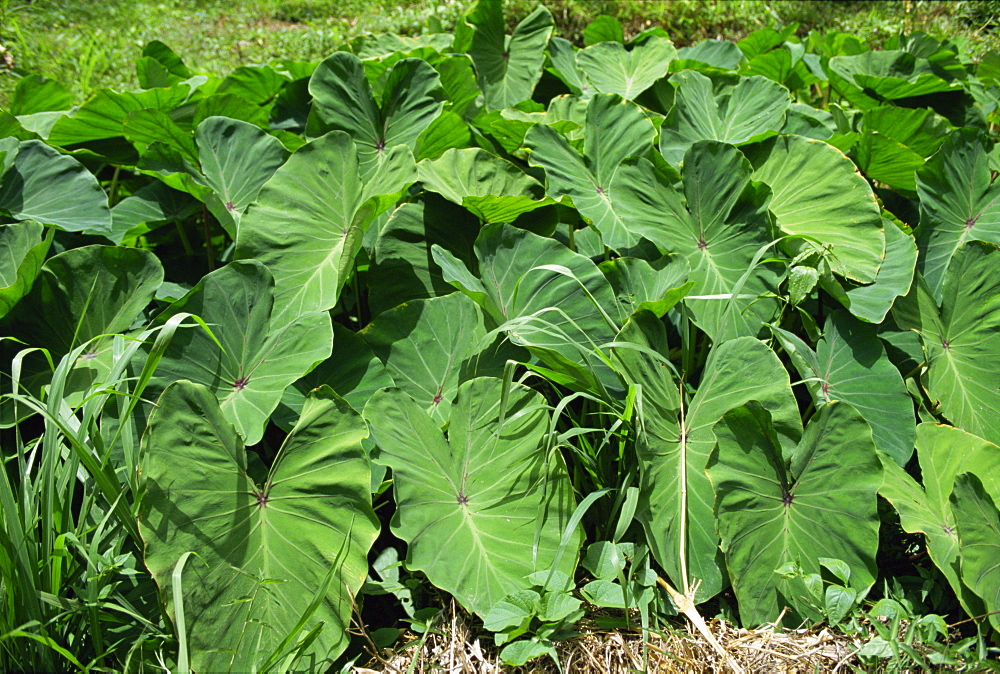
left=457, top=490, right=469, bottom=506
left=782, top=489, right=793, bottom=506
left=233, top=376, right=250, bottom=391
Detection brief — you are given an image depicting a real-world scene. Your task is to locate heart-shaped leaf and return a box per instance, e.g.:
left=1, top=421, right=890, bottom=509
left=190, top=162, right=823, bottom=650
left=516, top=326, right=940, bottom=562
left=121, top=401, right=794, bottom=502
left=364, top=377, right=578, bottom=616
left=659, top=70, right=789, bottom=166
left=611, top=320, right=802, bottom=601
left=433, top=223, right=622, bottom=395
left=466, top=0, right=554, bottom=110
left=140, top=381, right=378, bottom=672
left=308, top=52, right=444, bottom=180
left=4, top=245, right=162, bottom=358
left=577, top=37, right=677, bottom=100
left=915, top=129, right=1000, bottom=301
left=525, top=93, right=656, bottom=251
left=828, top=51, right=964, bottom=110
left=611, top=142, right=782, bottom=341
left=195, top=116, right=290, bottom=237
left=745, top=134, right=884, bottom=284
left=417, top=147, right=553, bottom=223
left=878, top=423, right=1000, bottom=618
left=47, top=86, right=191, bottom=146
left=771, top=311, right=914, bottom=465
left=360, top=292, right=514, bottom=423
left=710, top=400, right=880, bottom=626
left=0, top=140, right=112, bottom=237
left=237, top=130, right=415, bottom=331
left=951, top=473, right=1000, bottom=633
left=893, top=242, right=1000, bottom=445
left=150, top=261, right=333, bottom=446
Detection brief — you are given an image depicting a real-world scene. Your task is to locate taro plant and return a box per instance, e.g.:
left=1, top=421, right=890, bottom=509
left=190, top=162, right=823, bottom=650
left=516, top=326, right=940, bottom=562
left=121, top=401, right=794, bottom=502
left=2, top=0, right=1000, bottom=669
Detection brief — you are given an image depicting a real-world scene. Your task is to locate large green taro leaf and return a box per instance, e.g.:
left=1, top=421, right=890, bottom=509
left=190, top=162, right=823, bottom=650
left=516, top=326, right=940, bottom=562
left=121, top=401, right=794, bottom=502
left=611, top=322, right=801, bottom=601
left=827, top=51, right=964, bottom=110
left=676, top=39, right=743, bottom=70
left=368, top=196, right=480, bottom=317
left=745, top=134, right=884, bottom=284
left=125, top=108, right=199, bottom=168
left=192, top=92, right=269, bottom=129
left=0, top=136, right=18, bottom=176
left=432, top=223, right=622, bottom=396
left=237, top=131, right=415, bottom=331
left=417, top=148, right=554, bottom=223
left=9, top=75, right=73, bottom=116
left=140, top=381, right=378, bottom=673
left=413, top=109, right=473, bottom=161
left=127, top=115, right=289, bottom=240
left=770, top=311, right=914, bottom=465
left=348, top=32, right=453, bottom=59
left=878, top=423, right=1000, bottom=618
left=364, top=378, right=578, bottom=617
left=308, top=53, right=444, bottom=181
left=854, top=106, right=950, bottom=193
left=0, top=140, right=112, bottom=237
left=836, top=220, right=917, bottom=324
left=109, top=182, right=200, bottom=244
left=136, top=41, right=193, bottom=88
left=3, top=245, right=162, bottom=358
left=46, top=86, right=190, bottom=146
left=433, top=54, right=481, bottom=119
left=466, top=0, right=553, bottom=110
left=547, top=37, right=591, bottom=97
left=524, top=93, right=656, bottom=251
left=360, top=292, right=513, bottom=424
left=599, top=255, right=692, bottom=319
left=576, top=37, right=677, bottom=100
left=893, top=242, right=1000, bottom=445
left=0, top=221, right=52, bottom=319
left=710, top=401, right=880, bottom=626
left=611, top=142, right=782, bottom=342
left=150, top=261, right=332, bottom=446
left=659, top=70, right=789, bottom=166
left=274, top=323, right=394, bottom=432
left=915, top=130, right=1000, bottom=302
left=196, top=116, right=290, bottom=238
left=951, top=473, right=1000, bottom=634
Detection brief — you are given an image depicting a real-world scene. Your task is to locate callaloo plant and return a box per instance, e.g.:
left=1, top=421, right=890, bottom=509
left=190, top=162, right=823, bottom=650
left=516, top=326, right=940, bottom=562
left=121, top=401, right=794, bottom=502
left=2, top=0, right=1000, bottom=669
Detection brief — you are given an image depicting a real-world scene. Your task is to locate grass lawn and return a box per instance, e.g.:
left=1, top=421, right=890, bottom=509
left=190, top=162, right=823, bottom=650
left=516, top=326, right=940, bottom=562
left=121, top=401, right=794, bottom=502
left=1, top=0, right=998, bottom=108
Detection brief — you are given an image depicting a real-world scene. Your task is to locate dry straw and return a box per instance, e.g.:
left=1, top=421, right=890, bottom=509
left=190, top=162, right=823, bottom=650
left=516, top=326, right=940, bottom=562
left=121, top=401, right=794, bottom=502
left=354, top=602, right=862, bottom=674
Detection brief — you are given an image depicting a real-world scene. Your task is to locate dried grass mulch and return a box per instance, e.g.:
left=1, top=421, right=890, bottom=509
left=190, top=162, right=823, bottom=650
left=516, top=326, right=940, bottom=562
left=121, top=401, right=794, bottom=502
left=353, top=602, right=863, bottom=673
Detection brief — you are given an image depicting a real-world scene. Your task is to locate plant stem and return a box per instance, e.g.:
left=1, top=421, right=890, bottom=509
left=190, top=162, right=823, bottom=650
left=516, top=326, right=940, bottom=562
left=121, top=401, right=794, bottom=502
left=107, top=165, right=121, bottom=207
left=656, top=576, right=745, bottom=674
left=202, top=205, right=215, bottom=272
left=174, top=221, right=194, bottom=257
left=677, top=376, right=689, bottom=597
